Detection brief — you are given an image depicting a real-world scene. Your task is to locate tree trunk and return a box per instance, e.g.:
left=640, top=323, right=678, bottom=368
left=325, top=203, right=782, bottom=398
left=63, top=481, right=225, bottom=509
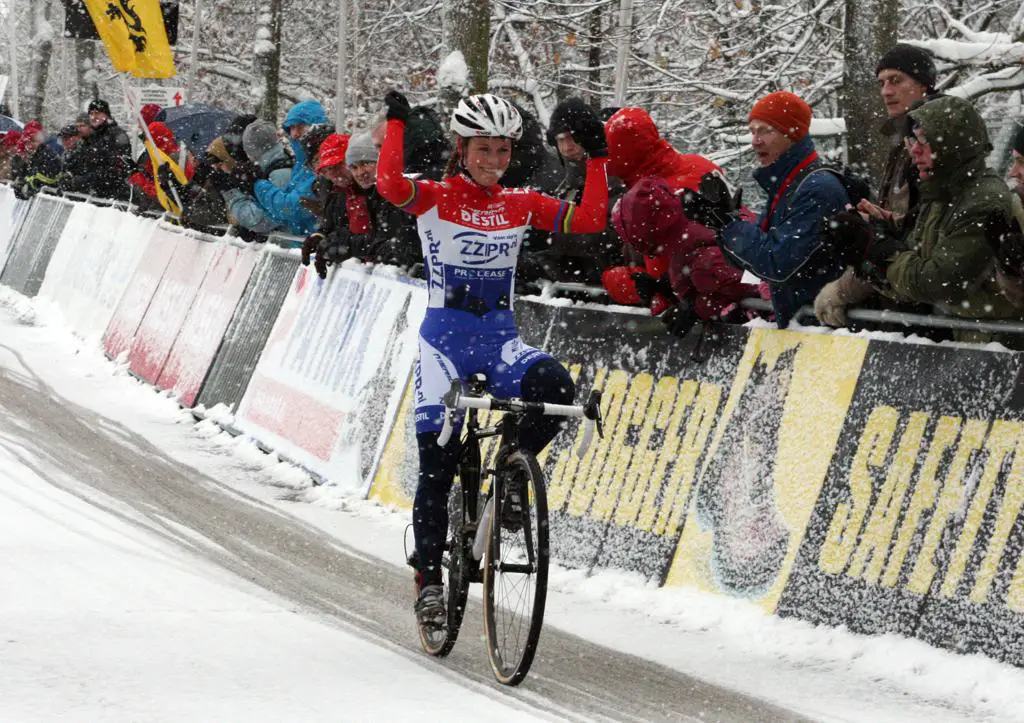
left=443, top=0, right=490, bottom=95
left=253, top=0, right=283, bottom=122
left=587, top=5, right=603, bottom=109
left=841, top=0, right=898, bottom=181
left=75, top=39, right=99, bottom=109
left=23, top=0, right=54, bottom=121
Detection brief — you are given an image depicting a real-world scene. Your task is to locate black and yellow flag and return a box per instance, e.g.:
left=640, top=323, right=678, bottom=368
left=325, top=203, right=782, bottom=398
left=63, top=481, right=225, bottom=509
left=82, top=0, right=177, bottom=78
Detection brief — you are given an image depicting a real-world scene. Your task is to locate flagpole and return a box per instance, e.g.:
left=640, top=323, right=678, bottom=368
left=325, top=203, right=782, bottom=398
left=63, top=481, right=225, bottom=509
left=186, top=0, right=201, bottom=99
left=122, top=73, right=182, bottom=214
left=335, top=0, right=346, bottom=127
left=6, top=0, right=19, bottom=118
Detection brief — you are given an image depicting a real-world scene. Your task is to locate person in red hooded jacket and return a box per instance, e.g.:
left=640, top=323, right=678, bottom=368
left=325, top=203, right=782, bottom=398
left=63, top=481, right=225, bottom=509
left=128, top=121, right=195, bottom=208
left=613, top=177, right=759, bottom=335
left=601, top=107, right=756, bottom=326
left=0, top=131, right=22, bottom=181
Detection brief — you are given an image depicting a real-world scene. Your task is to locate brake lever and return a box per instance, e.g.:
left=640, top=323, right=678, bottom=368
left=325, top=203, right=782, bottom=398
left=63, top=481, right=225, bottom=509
left=576, top=389, right=604, bottom=459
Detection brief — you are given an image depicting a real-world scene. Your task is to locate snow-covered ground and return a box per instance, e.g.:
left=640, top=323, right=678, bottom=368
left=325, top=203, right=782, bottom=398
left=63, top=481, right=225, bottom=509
left=3, top=288, right=1024, bottom=722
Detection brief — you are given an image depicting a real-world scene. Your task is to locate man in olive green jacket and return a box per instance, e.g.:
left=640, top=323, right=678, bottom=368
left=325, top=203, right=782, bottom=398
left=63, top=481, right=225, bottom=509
left=830, top=96, right=1021, bottom=344
left=885, top=97, right=1017, bottom=324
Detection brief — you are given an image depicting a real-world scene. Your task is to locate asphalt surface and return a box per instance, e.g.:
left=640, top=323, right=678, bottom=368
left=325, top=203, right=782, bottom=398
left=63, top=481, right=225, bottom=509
left=0, top=356, right=811, bottom=723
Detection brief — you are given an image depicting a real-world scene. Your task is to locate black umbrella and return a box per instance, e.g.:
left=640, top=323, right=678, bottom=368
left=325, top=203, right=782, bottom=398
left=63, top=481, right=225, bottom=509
left=154, top=103, right=235, bottom=160
left=0, top=115, right=24, bottom=133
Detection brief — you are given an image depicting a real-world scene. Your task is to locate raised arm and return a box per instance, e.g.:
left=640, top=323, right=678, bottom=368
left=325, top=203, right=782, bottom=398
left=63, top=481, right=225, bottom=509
left=376, top=92, right=440, bottom=215
left=529, top=157, right=609, bottom=233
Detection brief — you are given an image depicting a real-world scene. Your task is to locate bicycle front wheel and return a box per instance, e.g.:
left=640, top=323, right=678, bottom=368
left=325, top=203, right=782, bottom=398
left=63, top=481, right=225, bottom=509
left=483, top=450, right=549, bottom=686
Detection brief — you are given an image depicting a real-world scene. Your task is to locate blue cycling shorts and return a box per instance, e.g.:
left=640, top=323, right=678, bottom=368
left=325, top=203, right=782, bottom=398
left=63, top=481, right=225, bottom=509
left=413, top=325, right=551, bottom=436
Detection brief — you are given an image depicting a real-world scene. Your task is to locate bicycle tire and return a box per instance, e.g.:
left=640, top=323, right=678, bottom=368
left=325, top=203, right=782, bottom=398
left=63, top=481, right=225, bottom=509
left=418, top=442, right=479, bottom=657
left=483, top=450, right=549, bottom=686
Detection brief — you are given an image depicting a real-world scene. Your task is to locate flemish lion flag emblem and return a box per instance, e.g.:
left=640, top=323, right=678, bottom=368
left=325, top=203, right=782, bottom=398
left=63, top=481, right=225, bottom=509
left=82, top=0, right=176, bottom=78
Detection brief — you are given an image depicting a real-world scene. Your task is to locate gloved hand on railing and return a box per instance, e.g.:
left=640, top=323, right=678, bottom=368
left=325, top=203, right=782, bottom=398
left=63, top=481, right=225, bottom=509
left=659, top=297, right=699, bottom=337
left=301, top=232, right=324, bottom=267
left=630, top=271, right=676, bottom=317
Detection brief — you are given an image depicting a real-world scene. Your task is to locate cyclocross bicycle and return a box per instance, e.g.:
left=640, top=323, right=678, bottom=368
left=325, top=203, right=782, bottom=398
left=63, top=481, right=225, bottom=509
left=415, top=373, right=603, bottom=686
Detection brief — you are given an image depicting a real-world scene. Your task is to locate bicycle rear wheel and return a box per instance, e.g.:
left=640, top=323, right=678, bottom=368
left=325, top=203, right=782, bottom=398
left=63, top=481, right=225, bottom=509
left=418, top=443, right=479, bottom=657
left=483, top=450, right=549, bottom=686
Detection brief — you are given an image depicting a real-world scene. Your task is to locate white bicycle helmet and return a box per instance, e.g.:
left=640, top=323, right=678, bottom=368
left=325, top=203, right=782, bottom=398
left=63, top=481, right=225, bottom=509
left=450, top=94, right=523, bottom=140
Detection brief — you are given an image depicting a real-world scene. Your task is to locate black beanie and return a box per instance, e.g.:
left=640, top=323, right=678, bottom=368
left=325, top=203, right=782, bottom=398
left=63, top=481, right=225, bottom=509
left=546, top=98, right=594, bottom=146
left=88, top=98, right=112, bottom=117
left=301, top=123, right=337, bottom=168
left=876, top=44, right=937, bottom=90
left=1014, top=123, right=1024, bottom=156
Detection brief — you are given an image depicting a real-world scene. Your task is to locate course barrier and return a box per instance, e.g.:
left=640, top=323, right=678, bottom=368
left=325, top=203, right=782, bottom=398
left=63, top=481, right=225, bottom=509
left=0, top=193, right=74, bottom=297
left=195, top=247, right=300, bottom=413
left=0, top=185, right=31, bottom=268
left=37, top=204, right=158, bottom=341
left=5, top=189, right=1024, bottom=670
left=232, top=263, right=427, bottom=492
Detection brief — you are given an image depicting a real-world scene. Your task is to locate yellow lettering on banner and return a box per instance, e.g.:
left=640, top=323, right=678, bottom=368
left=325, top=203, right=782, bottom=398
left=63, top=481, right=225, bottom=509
left=636, top=380, right=697, bottom=533
left=884, top=415, right=960, bottom=586
left=548, top=366, right=605, bottom=511
left=970, top=426, right=1024, bottom=605
left=591, top=373, right=654, bottom=521
left=849, top=411, right=928, bottom=584
left=655, top=382, right=722, bottom=538
left=908, top=418, right=988, bottom=595
left=614, top=376, right=678, bottom=528
left=939, top=421, right=1022, bottom=601
left=567, top=369, right=630, bottom=518
left=1005, top=454, right=1024, bottom=611
left=820, top=406, right=898, bottom=575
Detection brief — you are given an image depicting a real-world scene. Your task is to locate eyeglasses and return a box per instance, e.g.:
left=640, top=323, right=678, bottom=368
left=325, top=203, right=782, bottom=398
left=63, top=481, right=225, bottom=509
left=749, top=126, right=781, bottom=140
left=905, top=135, right=927, bottom=150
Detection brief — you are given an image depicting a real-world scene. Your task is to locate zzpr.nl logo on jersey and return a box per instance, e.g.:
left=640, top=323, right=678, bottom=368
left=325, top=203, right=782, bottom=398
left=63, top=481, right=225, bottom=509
left=456, top=230, right=519, bottom=266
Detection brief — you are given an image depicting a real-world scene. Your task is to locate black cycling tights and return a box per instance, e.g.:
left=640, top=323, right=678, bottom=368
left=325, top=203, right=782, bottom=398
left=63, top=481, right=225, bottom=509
left=413, top=358, right=575, bottom=586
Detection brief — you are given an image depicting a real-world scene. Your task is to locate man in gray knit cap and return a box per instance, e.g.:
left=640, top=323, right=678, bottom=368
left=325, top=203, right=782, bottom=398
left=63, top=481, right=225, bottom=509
left=346, top=132, right=379, bottom=190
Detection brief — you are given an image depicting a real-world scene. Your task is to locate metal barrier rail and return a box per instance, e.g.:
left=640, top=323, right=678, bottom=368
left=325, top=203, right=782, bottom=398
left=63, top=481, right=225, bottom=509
left=736, top=298, right=1024, bottom=337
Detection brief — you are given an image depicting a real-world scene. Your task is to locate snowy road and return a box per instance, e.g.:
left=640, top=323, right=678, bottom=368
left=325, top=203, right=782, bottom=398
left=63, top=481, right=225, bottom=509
left=0, top=347, right=803, bottom=722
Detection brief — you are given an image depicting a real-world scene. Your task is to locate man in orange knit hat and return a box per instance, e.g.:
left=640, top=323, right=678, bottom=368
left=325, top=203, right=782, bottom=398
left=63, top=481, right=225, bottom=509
left=682, top=90, right=849, bottom=327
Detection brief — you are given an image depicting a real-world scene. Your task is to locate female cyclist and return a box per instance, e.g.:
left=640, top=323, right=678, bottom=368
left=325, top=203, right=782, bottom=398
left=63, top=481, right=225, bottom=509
left=376, top=90, right=610, bottom=626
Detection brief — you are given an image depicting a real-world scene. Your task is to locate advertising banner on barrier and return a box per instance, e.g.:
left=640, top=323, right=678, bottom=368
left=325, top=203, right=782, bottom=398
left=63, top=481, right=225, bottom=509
left=103, top=224, right=181, bottom=359
left=778, top=343, right=1024, bottom=663
left=0, top=185, right=29, bottom=269
left=37, top=204, right=158, bottom=341
left=195, top=249, right=299, bottom=412
left=156, top=241, right=257, bottom=406
left=0, top=195, right=75, bottom=297
left=234, top=263, right=427, bottom=492
left=662, top=329, right=867, bottom=612
left=126, top=230, right=219, bottom=384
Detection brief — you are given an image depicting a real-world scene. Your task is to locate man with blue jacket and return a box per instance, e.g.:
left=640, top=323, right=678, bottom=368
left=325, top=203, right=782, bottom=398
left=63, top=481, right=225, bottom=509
left=253, top=99, right=326, bottom=235
left=684, top=91, right=848, bottom=327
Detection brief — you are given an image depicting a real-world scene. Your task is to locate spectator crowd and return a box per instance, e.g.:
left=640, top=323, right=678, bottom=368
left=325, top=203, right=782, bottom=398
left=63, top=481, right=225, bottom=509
left=3, top=41, right=1024, bottom=345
